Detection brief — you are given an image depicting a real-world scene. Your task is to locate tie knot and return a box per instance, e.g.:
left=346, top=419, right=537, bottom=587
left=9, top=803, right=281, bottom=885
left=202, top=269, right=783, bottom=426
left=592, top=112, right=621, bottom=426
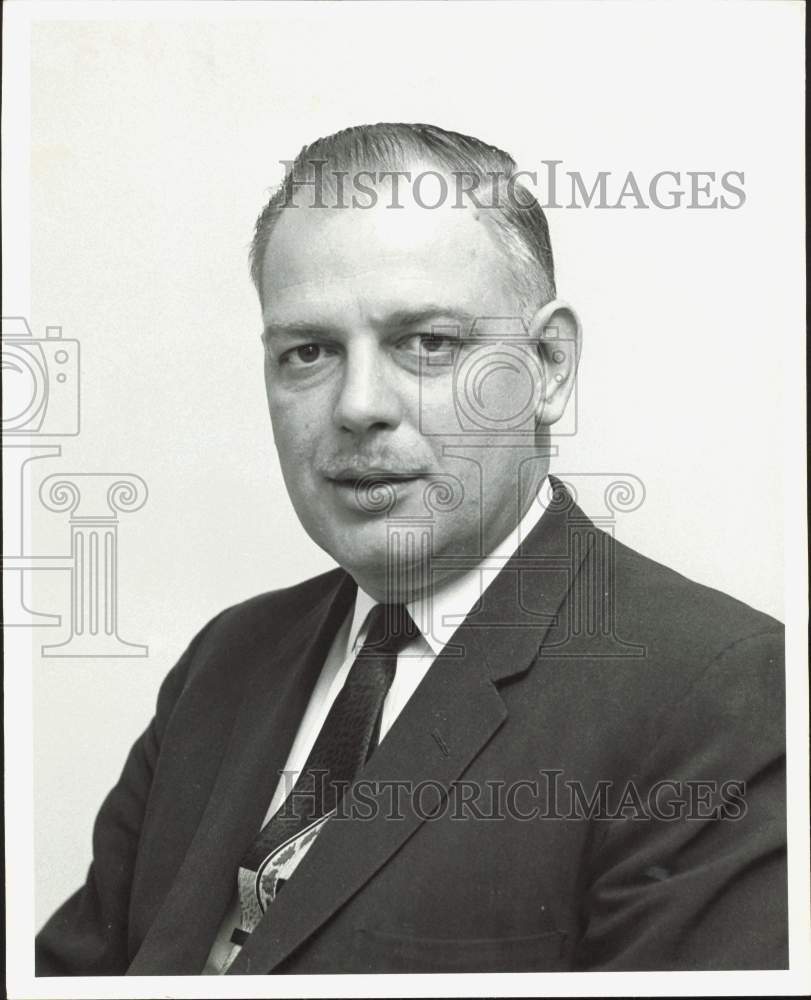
left=360, top=603, right=419, bottom=656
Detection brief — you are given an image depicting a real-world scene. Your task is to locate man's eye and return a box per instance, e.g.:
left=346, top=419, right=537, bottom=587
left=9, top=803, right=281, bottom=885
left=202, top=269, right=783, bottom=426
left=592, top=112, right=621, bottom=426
left=404, top=334, right=459, bottom=357
left=421, top=335, right=452, bottom=353
left=281, top=344, right=328, bottom=367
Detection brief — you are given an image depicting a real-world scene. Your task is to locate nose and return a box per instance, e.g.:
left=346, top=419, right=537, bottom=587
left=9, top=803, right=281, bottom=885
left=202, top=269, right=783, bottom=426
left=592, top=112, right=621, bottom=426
left=333, top=340, right=403, bottom=435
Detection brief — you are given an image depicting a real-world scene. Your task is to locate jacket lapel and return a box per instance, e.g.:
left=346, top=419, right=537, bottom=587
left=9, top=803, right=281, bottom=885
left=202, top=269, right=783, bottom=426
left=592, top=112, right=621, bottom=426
left=228, top=479, right=595, bottom=974
left=128, top=572, right=356, bottom=975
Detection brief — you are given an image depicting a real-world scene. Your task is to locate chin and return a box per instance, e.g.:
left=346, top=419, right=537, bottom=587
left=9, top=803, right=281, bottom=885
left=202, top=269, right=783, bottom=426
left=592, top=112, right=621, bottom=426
left=326, top=536, right=433, bottom=602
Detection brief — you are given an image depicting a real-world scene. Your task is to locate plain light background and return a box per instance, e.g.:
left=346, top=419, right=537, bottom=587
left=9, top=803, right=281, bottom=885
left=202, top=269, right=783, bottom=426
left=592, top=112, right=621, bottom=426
left=19, top=2, right=803, bottom=930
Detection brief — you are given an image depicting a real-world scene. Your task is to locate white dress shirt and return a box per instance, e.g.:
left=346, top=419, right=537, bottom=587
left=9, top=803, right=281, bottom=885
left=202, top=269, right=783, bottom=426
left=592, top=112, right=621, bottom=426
left=203, top=477, right=551, bottom=973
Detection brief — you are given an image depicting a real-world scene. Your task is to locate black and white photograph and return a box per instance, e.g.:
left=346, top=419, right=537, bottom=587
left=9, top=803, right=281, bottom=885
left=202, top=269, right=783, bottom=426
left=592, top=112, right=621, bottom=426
left=2, top=1, right=808, bottom=997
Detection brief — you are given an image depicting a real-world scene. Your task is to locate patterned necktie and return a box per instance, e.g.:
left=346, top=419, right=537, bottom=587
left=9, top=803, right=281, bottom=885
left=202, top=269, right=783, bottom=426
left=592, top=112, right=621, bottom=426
left=224, top=602, right=417, bottom=966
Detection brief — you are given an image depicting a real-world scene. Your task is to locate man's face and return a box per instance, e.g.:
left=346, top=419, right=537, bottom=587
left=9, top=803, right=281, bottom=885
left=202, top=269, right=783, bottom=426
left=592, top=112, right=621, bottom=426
left=260, top=187, right=556, bottom=601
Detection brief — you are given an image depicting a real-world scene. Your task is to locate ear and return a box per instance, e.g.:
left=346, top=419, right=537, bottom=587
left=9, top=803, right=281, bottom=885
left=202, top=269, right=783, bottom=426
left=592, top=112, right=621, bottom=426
left=527, top=299, right=582, bottom=426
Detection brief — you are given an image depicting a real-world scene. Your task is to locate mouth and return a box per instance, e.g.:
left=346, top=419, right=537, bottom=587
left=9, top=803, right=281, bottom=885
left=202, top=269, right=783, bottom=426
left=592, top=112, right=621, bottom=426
left=325, top=467, right=428, bottom=487
left=324, top=468, right=428, bottom=510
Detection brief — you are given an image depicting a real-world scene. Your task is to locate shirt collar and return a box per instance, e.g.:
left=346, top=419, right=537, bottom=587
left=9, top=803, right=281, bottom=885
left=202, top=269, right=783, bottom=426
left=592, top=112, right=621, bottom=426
left=348, top=475, right=551, bottom=658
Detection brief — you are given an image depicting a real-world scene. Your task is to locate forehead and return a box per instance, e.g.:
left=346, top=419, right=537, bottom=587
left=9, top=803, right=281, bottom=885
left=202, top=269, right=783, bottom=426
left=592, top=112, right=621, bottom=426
left=259, top=193, right=519, bottom=327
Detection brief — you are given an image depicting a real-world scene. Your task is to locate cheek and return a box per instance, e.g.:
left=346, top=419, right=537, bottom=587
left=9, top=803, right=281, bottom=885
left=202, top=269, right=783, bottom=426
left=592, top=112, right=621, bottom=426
left=268, top=415, right=313, bottom=486
left=268, top=387, right=323, bottom=446
left=416, top=353, right=540, bottom=437
left=412, top=377, right=459, bottom=434
left=474, top=366, right=541, bottom=431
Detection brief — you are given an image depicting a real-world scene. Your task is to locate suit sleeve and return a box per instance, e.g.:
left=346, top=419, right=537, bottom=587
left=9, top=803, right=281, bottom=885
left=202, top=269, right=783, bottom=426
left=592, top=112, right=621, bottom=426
left=34, top=618, right=220, bottom=976
left=574, top=627, right=787, bottom=971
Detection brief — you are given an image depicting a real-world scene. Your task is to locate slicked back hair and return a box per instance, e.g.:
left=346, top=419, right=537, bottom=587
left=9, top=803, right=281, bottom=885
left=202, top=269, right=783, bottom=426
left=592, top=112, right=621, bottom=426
left=250, top=123, right=556, bottom=316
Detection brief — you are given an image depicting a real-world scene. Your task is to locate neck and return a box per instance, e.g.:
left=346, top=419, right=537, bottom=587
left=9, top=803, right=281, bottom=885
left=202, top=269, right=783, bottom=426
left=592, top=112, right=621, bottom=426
left=351, top=463, right=551, bottom=605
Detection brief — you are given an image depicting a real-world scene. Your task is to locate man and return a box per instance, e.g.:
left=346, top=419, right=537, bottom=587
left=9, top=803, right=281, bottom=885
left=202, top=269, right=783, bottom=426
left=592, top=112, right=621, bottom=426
left=35, top=123, right=787, bottom=975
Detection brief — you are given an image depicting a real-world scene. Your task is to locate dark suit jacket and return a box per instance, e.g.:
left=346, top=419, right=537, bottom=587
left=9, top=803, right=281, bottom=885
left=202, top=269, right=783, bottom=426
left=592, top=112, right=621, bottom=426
left=35, top=483, right=787, bottom=974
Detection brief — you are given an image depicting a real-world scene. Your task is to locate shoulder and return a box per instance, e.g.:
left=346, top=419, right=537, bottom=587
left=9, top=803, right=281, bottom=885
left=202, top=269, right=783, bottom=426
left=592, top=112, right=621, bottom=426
left=159, top=566, right=349, bottom=702
left=607, top=531, right=783, bottom=657
left=537, top=525, right=786, bottom=780
left=593, top=532, right=785, bottom=753
left=213, top=566, right=348, bottom=632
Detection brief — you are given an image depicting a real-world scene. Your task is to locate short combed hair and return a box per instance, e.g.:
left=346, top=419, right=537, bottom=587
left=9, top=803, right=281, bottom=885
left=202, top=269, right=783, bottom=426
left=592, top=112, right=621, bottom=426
left=249, top=122, right=556, bottom=314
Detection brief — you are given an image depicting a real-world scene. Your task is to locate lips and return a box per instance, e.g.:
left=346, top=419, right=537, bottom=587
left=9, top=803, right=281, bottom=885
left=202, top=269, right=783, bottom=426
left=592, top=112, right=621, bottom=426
left=326, top=467, right=428, bottom=485
left=324, top=469, right=428, bottom=514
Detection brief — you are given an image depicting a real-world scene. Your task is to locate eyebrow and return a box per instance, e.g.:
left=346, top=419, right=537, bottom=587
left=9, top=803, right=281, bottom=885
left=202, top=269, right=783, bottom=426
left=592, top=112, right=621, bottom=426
left=376, top=307, right=479, bottom=333
left=262, top=306, right=479, bottom=342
